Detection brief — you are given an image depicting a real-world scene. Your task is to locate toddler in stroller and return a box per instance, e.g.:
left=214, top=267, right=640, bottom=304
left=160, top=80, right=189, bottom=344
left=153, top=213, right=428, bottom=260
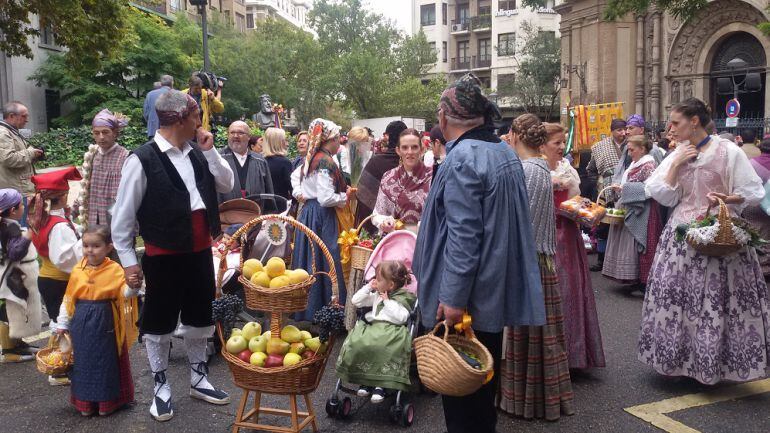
left=327, top=230, right=420, bottom=427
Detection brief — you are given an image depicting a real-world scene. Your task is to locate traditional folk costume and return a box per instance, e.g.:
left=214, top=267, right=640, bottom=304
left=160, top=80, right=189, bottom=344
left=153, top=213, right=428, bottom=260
left=371, top=162, right=432, bottom=233
left=602, top=155, right=662, bottom=285
left=54, top=258, right=138, bottom=415
left=77, top=109, right=130, bottom=227
left=0, top=189, right=41, bottom=362
left=745, top=152, right=770, bottom=278
left=111, top=93, right=234, bottom=421
left=293, top=119, right=348, bottom=322
left=335, top=283, right=416, bottom=391
left=499, top=157, right=574, bottom=421
left=639, top=136, right=770, bottom=384
left=552, top=159, right=606, bottom=369
left=29, top=168, right=83, bottom=330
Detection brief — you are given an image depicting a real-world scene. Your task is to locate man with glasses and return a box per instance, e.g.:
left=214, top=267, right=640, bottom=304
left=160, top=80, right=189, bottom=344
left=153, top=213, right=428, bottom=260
left=218, top=120, right=273, bottom=203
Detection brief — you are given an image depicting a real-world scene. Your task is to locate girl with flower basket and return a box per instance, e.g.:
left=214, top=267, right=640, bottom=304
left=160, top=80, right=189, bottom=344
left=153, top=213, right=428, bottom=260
left=639, top=98, right=770, bottom=385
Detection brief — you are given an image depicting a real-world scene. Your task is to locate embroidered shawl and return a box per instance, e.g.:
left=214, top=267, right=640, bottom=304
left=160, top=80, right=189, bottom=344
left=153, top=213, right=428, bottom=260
left=375, top=162, right=433, bottom=224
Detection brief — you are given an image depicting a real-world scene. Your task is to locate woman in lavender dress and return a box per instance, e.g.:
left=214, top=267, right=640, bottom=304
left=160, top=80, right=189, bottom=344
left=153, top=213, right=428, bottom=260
left=639, top=98, right=770, bottom=384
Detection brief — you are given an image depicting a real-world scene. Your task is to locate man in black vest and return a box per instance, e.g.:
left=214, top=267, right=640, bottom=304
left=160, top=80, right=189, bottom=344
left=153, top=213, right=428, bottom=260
left=218, top=120, right=273, bottom=203
left=111, top=90, right=234, bottom=422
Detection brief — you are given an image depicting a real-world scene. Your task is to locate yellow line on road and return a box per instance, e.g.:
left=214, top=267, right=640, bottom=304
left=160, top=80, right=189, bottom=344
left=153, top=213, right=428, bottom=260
left=624, top=378, right=770, bottom=433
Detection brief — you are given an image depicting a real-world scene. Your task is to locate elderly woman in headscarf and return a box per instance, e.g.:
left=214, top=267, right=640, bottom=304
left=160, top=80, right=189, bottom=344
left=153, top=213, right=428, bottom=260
left=73, top=109, right=130, bottom=229
left=354, top=120, right=408, bottom=234
left=292, top=119, right=354, bottom=322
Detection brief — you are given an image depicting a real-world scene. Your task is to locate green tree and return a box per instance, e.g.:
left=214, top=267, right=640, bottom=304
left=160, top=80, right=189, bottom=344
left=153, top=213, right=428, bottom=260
left=497, top=21, right=561, bottom=120
left=0, top=0, right=131, bottom=69
left=30, top=7, right=196, bottom=126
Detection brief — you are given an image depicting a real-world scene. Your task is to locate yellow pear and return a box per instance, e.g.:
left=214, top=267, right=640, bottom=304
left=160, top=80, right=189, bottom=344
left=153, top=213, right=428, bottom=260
left=265, top=257, right=287, bottom=278
left=242, top=259, right=263, bottom=279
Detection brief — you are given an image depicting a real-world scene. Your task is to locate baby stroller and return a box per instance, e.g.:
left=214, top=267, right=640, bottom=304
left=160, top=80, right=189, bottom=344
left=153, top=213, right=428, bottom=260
left=325, top=230, right=420, bottom=427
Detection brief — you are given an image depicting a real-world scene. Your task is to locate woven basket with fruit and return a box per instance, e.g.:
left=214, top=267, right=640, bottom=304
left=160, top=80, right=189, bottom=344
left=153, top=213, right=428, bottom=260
left=36, top=333, right=73, bottom=376
left=602, top=208, right=626, bottom=225
left=675, top=198, right=766, bottom=257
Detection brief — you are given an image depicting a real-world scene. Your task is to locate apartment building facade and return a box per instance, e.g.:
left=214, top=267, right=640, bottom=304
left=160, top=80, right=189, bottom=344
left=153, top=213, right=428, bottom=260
left=244, top=0, right=314, bottom=34
left=412, top=0, right=560, bottom=115
left=138, top=0, right=249, bottom=32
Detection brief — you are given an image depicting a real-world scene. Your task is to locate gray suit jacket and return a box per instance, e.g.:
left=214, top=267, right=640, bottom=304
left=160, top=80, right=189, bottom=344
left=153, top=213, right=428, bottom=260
left=218, top=148, right=274, bottom=203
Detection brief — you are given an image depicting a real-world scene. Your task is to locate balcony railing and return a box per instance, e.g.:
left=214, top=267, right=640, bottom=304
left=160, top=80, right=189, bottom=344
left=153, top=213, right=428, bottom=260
left=476, top=55, right=492, bottom=68
left=450, top=20, right=469, bottom=32
left=451, top=57, right=471, bottom=71
left=470, top=15, right=492, bottom=30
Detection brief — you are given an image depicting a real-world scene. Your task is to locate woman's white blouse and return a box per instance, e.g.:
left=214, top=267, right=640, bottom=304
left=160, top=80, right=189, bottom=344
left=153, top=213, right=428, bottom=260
left=290, top=165, right=346, bottom=208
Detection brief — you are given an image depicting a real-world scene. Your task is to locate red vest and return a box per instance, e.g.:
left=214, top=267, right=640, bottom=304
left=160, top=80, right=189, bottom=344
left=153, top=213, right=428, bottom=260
left=31, top=215, right=70, bottom=258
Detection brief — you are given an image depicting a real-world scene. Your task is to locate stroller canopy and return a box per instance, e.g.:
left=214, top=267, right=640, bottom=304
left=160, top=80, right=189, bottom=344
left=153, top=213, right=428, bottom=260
left=363, top=230, right=418, bottom=294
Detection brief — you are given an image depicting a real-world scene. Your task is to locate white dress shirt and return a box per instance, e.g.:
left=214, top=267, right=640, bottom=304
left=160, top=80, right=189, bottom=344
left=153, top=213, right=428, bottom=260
left=111, top=132, right=234, bottom=267
left=290, top=165, right=346, bottom=208
left=48, top=208, right=83, bottom=273
left=233, top=150, right=248, bottom=167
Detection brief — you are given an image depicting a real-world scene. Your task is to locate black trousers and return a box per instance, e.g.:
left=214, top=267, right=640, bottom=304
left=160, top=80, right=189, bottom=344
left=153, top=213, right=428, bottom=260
left=140, top=248, right=216, bottom=335
left=38, top=277, right=68, bottom=324
left=442, top=330, right=503, bottom=433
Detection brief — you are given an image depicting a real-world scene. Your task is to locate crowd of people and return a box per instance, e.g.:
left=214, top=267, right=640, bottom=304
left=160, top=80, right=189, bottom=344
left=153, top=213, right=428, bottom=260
left=0, top=70, right=768, bottom=433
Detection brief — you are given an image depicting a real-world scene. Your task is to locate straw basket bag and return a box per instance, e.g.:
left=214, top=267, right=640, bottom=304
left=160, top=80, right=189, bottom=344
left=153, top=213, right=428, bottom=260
left=233, top=215, right=321, bottom=312
left=413, top=321, right=494, bottom=397
left=350, top=215, right=375, bottom=271
left=36, top=332, right=73, bottom=376
left=216, top=216, right=340, bottom=394
left=686, top=197, right=742, bottom=257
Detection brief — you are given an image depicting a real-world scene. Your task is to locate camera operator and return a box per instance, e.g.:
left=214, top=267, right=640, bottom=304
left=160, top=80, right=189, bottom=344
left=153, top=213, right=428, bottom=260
left=0, top=101, right=43, bottom=225
left=182, top=74, right=224, bottom=133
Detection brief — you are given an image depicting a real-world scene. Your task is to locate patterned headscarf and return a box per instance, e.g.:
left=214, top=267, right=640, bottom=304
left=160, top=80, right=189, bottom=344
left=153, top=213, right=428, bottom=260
left=626, top=114, right=645, bottom=129
left=0, top=189, right=22, bottom=213
left=439, top=73, right=500, bottom=123
left=157, top=93, right=199, bottom=127
left=92, top=109, right=129, bottom=130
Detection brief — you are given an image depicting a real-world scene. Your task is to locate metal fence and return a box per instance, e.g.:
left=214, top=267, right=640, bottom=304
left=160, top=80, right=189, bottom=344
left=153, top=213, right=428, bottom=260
left=646, top=118, right=770, bottom=139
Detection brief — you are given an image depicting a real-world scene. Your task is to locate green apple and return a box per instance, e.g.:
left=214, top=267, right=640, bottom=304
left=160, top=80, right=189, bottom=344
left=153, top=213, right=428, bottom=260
left=304, top=337, right=321, bottom=353
left=266, top=338, right=290, bottom=356
left=262, top=330, right=271, bottom=339
left=231, top=328, right=242, bottom=337
left=283, top=352, right=302, bottom=367
left=249, top=351, right=267, bottom=367
left=225, top=335, right=248, bottom=354
left=241, top=322, right=262, bottom=341
left=299, top=330, right=312, bottom=341
left=249, top=335, right=267, bottom=353
left=280, top=325, right=303, bottom=343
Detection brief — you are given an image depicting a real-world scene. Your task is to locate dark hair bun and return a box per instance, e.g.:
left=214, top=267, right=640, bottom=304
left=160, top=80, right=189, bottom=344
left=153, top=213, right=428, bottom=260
left=511, top=113, right=547, bottom=149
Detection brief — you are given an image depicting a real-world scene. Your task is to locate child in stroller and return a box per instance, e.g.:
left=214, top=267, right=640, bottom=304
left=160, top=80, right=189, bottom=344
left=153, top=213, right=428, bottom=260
left=327, top=230, right=420, bottom=427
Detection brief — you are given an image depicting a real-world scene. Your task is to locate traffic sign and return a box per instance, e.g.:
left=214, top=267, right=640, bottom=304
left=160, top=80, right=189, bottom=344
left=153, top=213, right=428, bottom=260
left=726, top=98, right=741, bottom=118
left=725, top=117, right=738, bottom=127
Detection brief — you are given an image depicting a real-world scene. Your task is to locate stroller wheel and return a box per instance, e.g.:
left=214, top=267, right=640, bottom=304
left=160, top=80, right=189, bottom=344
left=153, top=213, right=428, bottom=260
left=325, top=398, right=339, bottom=418
left=339, top=397, right=352, bottom=419
left=401, top=403, right=415, bottom=427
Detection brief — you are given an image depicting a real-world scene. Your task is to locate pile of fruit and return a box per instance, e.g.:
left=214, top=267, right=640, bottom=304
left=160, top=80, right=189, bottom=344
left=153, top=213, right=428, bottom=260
left=242, top=257, right=310, bottom=289
left=225, top=322, right=327, bottom=368
left=455, top=347, right=483, bottom=370
left=605, top=208, right=626, bottom=216
left=41, top=350, right=71, bottom=369
left=212, top=294, right=245, bottom=339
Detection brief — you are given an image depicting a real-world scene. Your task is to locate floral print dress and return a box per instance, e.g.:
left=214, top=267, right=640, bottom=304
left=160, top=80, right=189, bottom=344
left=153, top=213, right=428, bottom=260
left=639, top=136, right=770, bottom=384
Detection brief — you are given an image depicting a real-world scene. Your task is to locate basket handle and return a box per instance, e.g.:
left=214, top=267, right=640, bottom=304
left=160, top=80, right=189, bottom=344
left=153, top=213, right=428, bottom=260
left=430, top=320, right=477, bottom=341
left=705, top=196, right=735, bottom=241
left=226, top=215, right=339, bottom=302
left=48, top=331, right=72, bottom=353
left=596, top=185, right=621, bottom=206
left=356, top=214, right=374, bottom=234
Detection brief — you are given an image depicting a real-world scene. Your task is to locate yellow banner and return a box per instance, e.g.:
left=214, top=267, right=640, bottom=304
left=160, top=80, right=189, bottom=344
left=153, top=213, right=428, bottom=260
left=573, top=103, right=624, bottom=150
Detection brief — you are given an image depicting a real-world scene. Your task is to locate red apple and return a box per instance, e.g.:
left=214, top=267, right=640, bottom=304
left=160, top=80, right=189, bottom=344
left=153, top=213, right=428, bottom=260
left=238, top=349, right=253, bottom=363
left=300, top=350, right=315, bottom=360
left=264, top=354, right=284, bottom=368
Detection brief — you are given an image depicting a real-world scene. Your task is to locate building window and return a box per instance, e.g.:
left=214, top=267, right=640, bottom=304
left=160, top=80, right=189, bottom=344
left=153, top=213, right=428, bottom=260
left=539, top=30, right=556, bottom=40
left=39, top=22, right=57, bottom=48
left=236, top=13, right=246, bottom=32
left=457, top=40, right=469, bottom=60
left=45, top=89, right=61, bottom=131
left=498, top=0, right=516, bottom=10
left=442, top=3, right=447, bottom=25
left=497, top=73, right=515, bottom=94
left=479, top=38, right=491, bottom=61
left=169, top=0, right=182, bottom=12
left=421, top=4, right=436, bottom=26
left=479, top=76, right=491, bottom=89
left=247, top=13, right=254, bottom=29
left=497, top=32, right=515, bottom=56
left=429, top=42, right=437, bottom=62
left=442, top=41, right=447, bottom=62
left=457, top=3, right=470, bottom=24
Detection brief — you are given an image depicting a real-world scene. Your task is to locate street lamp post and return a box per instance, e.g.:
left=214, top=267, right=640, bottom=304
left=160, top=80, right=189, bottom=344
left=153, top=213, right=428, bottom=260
left=189, top=0, right=211, bottom=71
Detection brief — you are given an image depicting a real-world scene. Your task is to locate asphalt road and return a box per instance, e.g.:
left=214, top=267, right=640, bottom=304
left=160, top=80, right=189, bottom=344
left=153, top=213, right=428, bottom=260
left=1, top=253, right=768, bottom=433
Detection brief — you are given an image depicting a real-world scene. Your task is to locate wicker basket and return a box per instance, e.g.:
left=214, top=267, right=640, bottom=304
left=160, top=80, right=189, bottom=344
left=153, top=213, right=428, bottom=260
left=413, top=321, right=494, bottom=397
left=216, top=215, right=341, bottom=395
left=601, top=212, right=625, bottom=225
left=35, top=333, right=73, bottom=376
left=349, top=215, right=375, bottom=271
left=686, top=197, right=742, bottom=257
left=224, top=215, right=333, bottom=313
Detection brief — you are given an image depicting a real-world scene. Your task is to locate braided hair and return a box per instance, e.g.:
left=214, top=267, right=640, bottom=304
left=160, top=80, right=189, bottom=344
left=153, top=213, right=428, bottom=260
left=376, top=260, right=412, bottom=290
left=511, top=113, right=547, bottom=150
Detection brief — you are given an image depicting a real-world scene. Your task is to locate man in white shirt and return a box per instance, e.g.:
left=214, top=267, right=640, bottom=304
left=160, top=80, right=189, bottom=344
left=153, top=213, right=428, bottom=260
left=111, top=90, right=234, bottom=422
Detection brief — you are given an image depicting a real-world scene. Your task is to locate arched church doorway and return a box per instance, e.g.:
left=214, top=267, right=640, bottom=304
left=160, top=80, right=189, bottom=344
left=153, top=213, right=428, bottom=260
left=709, top=32, right=767, bottom=119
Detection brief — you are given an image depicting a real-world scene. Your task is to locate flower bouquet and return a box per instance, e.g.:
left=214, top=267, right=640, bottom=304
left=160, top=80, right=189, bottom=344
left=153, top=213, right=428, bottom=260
left=675, top=203, right=766, bottom=257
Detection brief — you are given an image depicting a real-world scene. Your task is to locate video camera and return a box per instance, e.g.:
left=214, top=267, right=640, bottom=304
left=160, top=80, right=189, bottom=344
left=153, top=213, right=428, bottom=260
left=194, top=71, right=227, bottom=92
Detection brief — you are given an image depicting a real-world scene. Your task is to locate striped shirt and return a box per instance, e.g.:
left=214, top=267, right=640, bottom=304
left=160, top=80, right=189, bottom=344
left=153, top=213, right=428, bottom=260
left=521, top=158, right=556, bottom=255
left=89, top=144, right=129, bottom=226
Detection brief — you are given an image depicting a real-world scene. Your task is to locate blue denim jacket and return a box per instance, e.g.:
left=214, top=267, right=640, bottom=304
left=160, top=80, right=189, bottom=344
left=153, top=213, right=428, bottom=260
left=413, top=127, right=545, bottom=333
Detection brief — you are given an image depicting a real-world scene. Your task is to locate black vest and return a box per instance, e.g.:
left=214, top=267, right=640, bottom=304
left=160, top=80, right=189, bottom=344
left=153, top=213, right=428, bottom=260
left=133, top=140, right=221, bottom=251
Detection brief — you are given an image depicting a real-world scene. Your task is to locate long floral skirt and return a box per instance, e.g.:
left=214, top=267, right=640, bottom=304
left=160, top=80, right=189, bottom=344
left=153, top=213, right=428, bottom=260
left=638, top=223, right=770, bottom=384
left=498, top=255, right=575, bottom=421
left=555, top=217, right=606, bottom=369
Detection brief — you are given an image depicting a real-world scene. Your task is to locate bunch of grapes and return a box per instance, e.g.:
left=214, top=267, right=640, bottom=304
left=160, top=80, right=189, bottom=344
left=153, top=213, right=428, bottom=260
left=212, top=294, right=244, bottom=339
left=313, top=304, right=345, bottom=342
